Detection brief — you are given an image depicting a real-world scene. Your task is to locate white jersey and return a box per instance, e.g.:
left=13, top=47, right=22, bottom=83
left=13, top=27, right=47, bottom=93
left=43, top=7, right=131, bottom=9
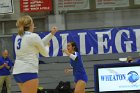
left=13, top=31, right=53, bottom=74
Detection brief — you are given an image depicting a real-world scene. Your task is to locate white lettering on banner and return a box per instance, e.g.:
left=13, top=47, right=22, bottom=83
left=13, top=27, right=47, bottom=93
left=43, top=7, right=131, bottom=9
left=133, top=29, right=140, bottom=52
left=123, top=30, right=133, bottom=52
left=12, top=27, right=140, bottom=58
left=51, top=36, right=59, bottom=56
left=78, top=32, right=87, bottom=55
left=88, top=47, right=94, bottom=55
left=115, top=30, right=133, bottom=53
left=115, top=30, right=125, bottom=53
left=95, top=31, right=112, bottom=54
left=51, top=30, right=135, bottom=56
left=60, top=33, right=69, bottom=56
left=124, top=41, right=133, bottom=52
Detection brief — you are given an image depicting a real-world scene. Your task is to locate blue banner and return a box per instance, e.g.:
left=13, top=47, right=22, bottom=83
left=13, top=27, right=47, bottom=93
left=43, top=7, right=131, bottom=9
left=13, top=27, right=140, bottom=57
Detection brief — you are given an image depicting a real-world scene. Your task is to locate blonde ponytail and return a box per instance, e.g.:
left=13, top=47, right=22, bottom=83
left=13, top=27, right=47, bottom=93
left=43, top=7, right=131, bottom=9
left=18, top=25, right=24, bottom=36
left=16, top=15, right=33, bottom=36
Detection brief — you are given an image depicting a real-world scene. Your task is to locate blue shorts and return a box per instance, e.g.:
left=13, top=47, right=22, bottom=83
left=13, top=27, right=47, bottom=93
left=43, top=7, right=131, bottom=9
left=74, top=74, right=88, bottom=83
left=13, top=73, right=38, bottom=83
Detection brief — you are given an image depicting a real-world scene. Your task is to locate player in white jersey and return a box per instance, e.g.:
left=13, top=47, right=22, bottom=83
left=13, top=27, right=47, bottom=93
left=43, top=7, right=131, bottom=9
left=12, top=15, right=58, bottom=93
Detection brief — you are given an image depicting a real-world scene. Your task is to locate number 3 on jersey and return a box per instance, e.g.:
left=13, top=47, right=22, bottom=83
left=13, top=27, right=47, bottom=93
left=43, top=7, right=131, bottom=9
left=17, top=38, right=22, bottom=49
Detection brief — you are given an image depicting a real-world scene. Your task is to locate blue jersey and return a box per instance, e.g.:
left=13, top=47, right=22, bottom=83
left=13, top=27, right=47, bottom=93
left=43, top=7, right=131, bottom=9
left=70, top=52, right=88, bottom=83
left=0, top=57, right=13, bottom=76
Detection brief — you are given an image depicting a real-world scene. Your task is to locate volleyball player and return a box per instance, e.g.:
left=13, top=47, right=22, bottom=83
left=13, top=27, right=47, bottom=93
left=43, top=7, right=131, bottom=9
left=63, top=41, right=88, bottom=93
left=12, top=15, right=58, bottom=93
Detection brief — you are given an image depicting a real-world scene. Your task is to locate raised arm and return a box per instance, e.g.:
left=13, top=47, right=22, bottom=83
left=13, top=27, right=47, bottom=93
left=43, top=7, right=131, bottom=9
left=42, top=26, right=58, bottom=46
left=63, top=49, right=78, bottom=61
left=32, top=34, right=48, bottom=57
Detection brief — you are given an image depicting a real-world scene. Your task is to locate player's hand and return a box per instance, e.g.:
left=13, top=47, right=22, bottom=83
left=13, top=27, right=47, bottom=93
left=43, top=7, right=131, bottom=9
left=64, top=68, right=72, bottom=74
left=62, top=49, right=69, bottom=54
left=62, top=49, right=67, bottom=53
left=62, top=49, right=71, bottom=56
left=51, top=26, right=58, bottom=35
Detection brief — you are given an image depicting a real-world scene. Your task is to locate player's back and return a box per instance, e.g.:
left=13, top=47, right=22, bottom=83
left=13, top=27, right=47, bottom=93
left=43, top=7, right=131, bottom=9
left=13, top=31, right=41, bottom=74
left=15, top=31, right=39, bottom=61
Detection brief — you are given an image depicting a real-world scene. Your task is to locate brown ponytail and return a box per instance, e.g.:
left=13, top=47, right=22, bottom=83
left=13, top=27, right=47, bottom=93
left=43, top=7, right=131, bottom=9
left=16, top=15, right=33, bottom=36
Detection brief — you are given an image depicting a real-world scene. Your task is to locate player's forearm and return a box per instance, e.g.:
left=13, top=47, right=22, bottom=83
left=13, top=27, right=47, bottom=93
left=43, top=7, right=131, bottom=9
left=42, top=33, right=53, bottom=46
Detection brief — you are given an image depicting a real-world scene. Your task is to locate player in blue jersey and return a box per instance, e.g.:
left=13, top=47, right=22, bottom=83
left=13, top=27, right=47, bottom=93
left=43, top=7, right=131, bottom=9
left=63, top=41, right=88, bottom=93
left=13, top=15, right=58, bottom=93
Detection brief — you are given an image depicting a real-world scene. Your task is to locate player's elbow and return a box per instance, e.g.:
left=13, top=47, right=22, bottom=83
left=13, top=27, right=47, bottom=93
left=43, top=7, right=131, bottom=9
left=42, top=53, right=48, bottom=57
